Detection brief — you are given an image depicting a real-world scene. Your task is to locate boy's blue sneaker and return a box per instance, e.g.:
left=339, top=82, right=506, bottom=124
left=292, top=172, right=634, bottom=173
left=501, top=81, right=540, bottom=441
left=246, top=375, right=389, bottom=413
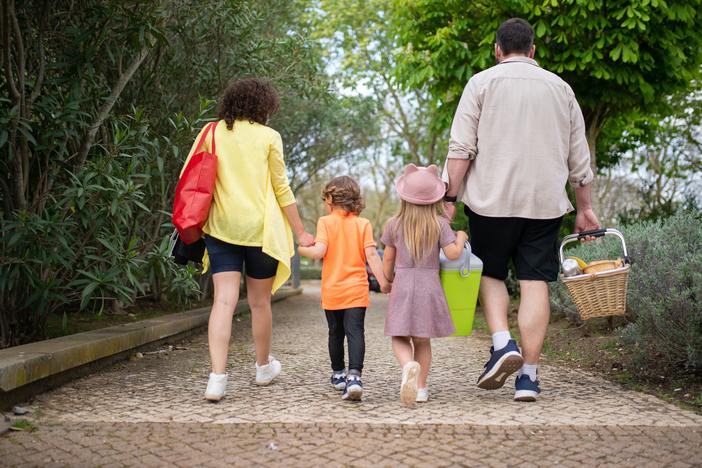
left=514, top=374, right=541, bottom=402
left=342, top=375, right=363, bottom=401
left=477, top=339, right=524, bottom=390
left=330, top=371, right=347, bottom=391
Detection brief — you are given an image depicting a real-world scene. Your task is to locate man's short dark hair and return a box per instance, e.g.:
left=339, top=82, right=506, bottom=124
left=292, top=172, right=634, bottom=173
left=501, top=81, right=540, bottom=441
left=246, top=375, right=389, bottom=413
left=496, top=18, right=534, bottom=55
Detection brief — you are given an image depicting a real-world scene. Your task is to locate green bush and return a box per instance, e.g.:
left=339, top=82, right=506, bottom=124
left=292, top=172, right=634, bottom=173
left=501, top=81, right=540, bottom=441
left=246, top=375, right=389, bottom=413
left=0, top=115, right=203, bottom=347
left=551, top=211, right=702, bottom=378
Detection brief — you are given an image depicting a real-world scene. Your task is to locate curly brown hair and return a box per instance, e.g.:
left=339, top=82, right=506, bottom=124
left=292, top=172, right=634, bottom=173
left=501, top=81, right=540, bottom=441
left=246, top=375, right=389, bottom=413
left=322, top=176, right=365, bottom=214
left=218, top=78, right=280, bottom=130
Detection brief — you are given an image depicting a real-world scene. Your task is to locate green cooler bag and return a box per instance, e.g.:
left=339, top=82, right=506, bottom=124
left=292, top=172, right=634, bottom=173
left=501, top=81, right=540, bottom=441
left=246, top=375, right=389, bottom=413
left=439, top=242, right=483, bottom=336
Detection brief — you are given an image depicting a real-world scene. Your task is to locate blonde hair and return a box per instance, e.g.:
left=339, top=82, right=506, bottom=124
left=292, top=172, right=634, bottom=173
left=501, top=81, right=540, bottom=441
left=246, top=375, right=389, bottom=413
left=322, top=176, right=365, bottom=213
left=394, top=200, right=446, bottom=264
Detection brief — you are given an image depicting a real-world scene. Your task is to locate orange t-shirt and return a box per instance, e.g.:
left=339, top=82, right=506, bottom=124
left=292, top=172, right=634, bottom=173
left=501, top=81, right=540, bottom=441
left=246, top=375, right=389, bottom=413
left=316, top=210, right=377, bottom=310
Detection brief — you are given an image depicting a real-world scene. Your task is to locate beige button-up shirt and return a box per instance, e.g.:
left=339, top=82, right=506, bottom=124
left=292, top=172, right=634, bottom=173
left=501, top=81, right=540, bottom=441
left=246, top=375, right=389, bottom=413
left=445, top=56, right=594, bottom=219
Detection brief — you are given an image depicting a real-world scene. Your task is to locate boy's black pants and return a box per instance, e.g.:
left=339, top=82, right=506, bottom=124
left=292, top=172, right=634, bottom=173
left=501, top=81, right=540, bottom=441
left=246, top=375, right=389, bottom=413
left=324, top=307, right=366, bottom=376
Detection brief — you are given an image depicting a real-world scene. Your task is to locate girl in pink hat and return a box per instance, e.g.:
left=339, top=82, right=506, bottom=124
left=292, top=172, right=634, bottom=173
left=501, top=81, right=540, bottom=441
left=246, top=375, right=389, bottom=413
left=381, top=164, right=468, bottom=405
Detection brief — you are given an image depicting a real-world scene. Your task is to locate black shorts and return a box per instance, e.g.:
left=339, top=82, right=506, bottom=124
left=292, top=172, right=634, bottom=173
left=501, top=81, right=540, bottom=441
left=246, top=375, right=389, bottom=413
left=465, top=207, right=563, bottom=282
left=203, top=235, right=278, bottom=278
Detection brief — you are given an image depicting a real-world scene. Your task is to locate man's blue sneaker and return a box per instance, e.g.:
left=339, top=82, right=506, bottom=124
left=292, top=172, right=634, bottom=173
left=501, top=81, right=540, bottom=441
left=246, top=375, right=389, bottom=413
left=330, top=371, right=347, bottom=391
left=477, top=339, right=524, bottom=390
left=514, top=374, right=541, bottom=402
left=342, top=375, right=363, bottom=401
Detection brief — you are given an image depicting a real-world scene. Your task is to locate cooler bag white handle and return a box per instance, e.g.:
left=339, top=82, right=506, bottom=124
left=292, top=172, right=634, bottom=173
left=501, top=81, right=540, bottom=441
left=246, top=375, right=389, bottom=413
left=459, top=241, right=471, bottom=278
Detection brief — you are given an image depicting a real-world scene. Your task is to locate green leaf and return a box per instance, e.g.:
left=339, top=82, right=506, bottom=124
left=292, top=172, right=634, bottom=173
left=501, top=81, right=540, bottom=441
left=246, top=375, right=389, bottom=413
left=610, top=45, right=623, bottom=61
left=536, top=21, right=547, bottom=38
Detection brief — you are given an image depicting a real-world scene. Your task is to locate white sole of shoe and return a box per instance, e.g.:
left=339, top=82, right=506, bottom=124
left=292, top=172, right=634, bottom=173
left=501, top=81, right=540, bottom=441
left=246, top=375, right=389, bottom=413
left=400, top=362, right=420, bottom=405
left=477, top=351, right=524, bottom=390
left=255, top=376, right=277, bottom=386
left=344, top=386, right=363, bottom=401
left=514, top=389, right=539, bottom=402
left=204, top=393, right=224, bottom=402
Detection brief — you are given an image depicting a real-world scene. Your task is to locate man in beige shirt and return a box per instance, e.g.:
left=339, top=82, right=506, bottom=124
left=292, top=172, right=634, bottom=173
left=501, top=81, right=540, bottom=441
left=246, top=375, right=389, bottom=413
left=443, top=18, right=600, bottom=401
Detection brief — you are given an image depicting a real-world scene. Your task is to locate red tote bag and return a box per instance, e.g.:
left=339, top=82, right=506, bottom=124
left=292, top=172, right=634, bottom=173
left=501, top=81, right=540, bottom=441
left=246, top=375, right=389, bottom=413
left=172, top=121, right=218, bottom=244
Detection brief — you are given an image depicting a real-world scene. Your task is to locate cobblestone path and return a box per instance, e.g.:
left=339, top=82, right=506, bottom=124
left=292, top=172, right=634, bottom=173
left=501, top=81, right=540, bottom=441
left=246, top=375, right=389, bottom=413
left=2, top=284, right=701, bottom=466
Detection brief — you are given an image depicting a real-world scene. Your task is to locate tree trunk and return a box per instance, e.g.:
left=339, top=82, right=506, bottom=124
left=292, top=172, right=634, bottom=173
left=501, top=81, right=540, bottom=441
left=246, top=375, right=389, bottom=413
left=583, top=104, right=607, bottom=218
left=585, top=123, right=602, bottom=215
left=75, top=46, right=150, bottom=170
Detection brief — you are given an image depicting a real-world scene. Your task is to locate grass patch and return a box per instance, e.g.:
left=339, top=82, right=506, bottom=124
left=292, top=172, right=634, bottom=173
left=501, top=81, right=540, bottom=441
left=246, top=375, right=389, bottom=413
left=474, top=300, right=701, bottom=413
left=543, top=316, right=702, bottom=413
left=10, top=419, right=36, bottom=432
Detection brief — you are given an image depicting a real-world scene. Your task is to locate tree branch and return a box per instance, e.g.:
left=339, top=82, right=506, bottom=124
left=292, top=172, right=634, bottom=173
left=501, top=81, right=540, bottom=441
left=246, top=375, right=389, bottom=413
left=75, top=46, right=150, bottom=169
left=9, top=0, right=24, bottom=110
left=28, top=1, right=47, bottom=105
left=0, top=174, right=13, bottom=214
left=1, top=0, right=19, bottom=101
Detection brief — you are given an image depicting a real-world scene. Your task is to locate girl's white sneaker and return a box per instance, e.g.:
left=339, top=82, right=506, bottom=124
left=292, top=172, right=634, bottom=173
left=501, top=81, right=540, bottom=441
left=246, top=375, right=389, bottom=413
left=400, top=361, right=420, bottom=405
left=204, top=372, right=228, bottom=401
left=255, top=356, right=282, bottom=385
left=416, top=388, right=429, bottom=403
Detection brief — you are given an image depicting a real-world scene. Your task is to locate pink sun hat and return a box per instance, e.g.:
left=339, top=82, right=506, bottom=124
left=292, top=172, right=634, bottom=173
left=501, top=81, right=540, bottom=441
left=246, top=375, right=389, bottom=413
left=395, top=164, right=446, bottom=205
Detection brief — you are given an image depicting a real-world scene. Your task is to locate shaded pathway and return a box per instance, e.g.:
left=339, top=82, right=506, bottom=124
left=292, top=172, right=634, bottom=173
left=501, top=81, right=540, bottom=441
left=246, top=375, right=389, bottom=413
left=1, top=283, right=701, bottom=466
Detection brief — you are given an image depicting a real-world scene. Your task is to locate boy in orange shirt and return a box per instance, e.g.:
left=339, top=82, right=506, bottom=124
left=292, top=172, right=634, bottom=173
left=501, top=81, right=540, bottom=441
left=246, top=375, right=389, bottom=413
left=298, top=176, right=389, bottom=401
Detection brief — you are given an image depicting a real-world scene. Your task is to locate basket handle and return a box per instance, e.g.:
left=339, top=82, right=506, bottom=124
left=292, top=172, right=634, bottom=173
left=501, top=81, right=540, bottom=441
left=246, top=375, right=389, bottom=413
left=576, top=228, right=607, bottom=240
left=559, top=228, right=630, bottom=265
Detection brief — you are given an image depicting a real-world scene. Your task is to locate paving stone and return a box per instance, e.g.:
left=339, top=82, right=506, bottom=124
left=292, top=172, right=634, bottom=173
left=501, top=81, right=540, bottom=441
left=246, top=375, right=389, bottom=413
left=0, top=284, right=700, bottom=466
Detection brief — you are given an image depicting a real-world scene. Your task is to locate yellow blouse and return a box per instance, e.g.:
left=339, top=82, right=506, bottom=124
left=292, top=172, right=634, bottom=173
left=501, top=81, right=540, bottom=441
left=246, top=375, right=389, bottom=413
left=181, top=119, right=296, bottom=292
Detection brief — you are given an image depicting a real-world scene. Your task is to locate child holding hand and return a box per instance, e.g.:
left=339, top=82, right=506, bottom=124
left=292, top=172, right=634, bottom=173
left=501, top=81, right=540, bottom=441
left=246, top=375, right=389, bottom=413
left=298, top=176, right=389, bottom=401
left=381, top=164, right=468, bottom=405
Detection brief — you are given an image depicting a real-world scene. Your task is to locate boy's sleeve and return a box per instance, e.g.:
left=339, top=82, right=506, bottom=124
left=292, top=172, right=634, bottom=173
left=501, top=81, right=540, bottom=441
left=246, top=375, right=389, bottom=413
left=380, top=218, right=394, bottom=247
left=315, top=218, right=329, bottom=245
left=439, top=219, right=457, bottom=247
left=362, top=220, right=377, bottom=249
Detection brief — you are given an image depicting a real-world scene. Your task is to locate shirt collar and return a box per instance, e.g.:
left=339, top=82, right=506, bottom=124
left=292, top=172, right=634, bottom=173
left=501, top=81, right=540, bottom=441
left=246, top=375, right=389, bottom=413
left=499, top=56, right=539, bottom=67
left=332, top=209, right=352, bottom=217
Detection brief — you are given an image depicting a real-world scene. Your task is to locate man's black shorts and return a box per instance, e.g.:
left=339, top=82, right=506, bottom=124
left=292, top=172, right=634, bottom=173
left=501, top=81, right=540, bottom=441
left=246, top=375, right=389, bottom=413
left=465, top=206, right=563, bottom=282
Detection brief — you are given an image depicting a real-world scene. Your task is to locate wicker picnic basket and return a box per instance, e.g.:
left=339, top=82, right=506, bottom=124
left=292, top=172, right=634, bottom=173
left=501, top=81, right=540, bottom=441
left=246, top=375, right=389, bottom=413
left=559, top=228, right=631, bottom=320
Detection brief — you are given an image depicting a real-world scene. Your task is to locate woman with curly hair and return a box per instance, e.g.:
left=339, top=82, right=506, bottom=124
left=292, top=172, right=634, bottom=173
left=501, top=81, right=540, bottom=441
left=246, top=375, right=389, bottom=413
left=180, top=78, right=314, bottom=401
left=298, top=176, right=389, bottom=401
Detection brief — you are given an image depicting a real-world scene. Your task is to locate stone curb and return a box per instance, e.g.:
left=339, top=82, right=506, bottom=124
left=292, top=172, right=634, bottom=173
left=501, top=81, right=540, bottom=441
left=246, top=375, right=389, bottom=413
left=0, top=288, right=302, bottom=401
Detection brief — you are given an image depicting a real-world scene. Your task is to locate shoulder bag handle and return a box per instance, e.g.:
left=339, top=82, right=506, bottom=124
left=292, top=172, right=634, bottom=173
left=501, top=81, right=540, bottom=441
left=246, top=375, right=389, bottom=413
left=194, top=121, right=218, bottom=155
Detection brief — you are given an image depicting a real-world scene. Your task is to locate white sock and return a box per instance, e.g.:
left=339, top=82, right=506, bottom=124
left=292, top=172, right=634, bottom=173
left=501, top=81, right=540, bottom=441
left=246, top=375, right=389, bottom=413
left=491, top=330, right=511, bottom=351
left=519, top=364, right=538, bottom=381
left=209, top=372, right=227, bottom=380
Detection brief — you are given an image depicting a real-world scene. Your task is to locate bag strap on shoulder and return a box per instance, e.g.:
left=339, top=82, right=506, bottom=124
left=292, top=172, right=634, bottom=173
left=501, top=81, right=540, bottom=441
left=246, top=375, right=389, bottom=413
left=194, top=121, right=218, bottom=155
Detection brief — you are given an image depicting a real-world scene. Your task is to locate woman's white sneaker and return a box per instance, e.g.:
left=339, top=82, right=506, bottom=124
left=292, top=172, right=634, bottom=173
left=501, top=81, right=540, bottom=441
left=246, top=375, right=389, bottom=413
left=255, top=356, right=282, bottom=385
left=416, top=388, right=429, bottom=403
left=204, top=373, right=228, bottom=401
left=400, top=361, right=420, bottom=405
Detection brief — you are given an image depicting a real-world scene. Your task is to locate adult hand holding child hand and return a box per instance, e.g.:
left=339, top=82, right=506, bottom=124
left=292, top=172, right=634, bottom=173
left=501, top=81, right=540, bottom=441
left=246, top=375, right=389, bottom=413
left=298, top=231, right=315, bottom=247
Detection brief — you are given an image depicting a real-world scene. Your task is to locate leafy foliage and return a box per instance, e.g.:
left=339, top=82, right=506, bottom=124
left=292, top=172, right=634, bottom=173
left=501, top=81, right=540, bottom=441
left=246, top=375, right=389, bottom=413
left=388, top=0, right=702, bottom=169
left=313, top=0, right=446, bottom=166
left=0, top=0, right=365, bottom=347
